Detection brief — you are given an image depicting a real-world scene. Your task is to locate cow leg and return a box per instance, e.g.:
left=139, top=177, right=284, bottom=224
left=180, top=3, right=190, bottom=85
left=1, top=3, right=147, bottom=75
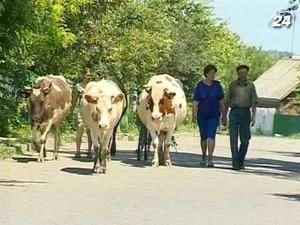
left=87, top=128, right=93, bottom=158
left=100, top=134, right=112, bottom=174
left=90, top=131, right=101, bottom=173
left=110, top=127, right=117, bottom=156
left=158, top=134, right=164, bottom=165
left=53, top=127, right=60, bottom=160
left=107, top=137, right=113, bottom=162
left=37, top=119, right=53, bottom=162
left=93, top=144, right=101, bottom=173
left=43, top=134, right=47, bottom=158
left=151, top=132, right=159, bottom=168
left=163, top=132, right=173, bottom=167
left=40, top=119, right=53, bottom=144
left=39, top=133, right=48, bottom=163
left=32, top=125, right=41, bottom=152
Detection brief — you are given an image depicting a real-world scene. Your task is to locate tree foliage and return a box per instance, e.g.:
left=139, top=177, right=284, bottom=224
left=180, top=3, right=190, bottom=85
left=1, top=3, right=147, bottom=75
left=0, top=0, right=279, bottom=136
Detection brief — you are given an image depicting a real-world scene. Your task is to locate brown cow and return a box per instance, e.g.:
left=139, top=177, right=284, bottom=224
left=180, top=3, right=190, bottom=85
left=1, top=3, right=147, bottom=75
left=22, top=75, right=72, bottom=162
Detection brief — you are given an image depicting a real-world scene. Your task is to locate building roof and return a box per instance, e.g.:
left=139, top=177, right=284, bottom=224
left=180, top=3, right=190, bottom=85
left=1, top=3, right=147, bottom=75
left=254, top=58, right=300, bottom=104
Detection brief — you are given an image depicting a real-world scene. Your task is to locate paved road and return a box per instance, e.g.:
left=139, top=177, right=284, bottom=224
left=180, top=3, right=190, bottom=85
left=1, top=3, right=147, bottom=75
left=1, top=134, right=299, bottom=225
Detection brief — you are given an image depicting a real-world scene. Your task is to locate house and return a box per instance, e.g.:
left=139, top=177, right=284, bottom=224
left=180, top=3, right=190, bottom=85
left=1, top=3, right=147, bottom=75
left=252, top=57, right=300, bottom=136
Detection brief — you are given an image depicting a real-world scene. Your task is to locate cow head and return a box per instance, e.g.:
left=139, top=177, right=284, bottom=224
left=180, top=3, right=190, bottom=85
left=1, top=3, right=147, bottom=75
left=22, top=78, right=53, bottom=125
left=85, top=93, right=124, bottom=130
left=144, top=81, right=176, bottom=121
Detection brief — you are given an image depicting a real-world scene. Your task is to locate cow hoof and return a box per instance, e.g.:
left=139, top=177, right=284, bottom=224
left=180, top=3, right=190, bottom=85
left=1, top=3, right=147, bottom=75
left=74, top=153, right=81, bottom=158
left=151, top=160, right=159, bottom=168
left=52, top=155, right=59, bottom=160
left=94, top=167, right=100, bottom=173
left=37, top=158, right=44, bottom=163
left=164, top=160, right=172, bottom=167
left=99, top=168, right=106, bottom=174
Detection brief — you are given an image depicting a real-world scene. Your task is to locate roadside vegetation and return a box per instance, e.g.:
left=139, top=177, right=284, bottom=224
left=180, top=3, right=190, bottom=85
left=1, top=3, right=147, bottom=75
left=0, top=0, right=284, bottom=158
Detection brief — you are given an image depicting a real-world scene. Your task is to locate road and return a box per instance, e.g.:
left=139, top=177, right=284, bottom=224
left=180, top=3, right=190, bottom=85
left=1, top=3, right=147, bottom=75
left=1, top=134, right=299, bottom=225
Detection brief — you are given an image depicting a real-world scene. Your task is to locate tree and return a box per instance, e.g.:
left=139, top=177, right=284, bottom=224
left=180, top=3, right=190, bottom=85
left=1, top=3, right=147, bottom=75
left=0, top=0, right=279, bottom=136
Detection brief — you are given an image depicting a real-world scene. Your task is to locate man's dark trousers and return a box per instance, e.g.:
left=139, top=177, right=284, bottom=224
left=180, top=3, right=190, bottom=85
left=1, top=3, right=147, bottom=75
left=229, top=107, right=251, bottom=169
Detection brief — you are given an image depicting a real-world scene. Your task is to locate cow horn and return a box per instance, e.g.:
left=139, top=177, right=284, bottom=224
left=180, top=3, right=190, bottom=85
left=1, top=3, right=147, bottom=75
left=18, top=86, right=32, bottom=98
left=143, top=85, right=151, bottom=93
left=24, top=86, right=32, bottom=91
left=42, top=81, right=52, bottom=94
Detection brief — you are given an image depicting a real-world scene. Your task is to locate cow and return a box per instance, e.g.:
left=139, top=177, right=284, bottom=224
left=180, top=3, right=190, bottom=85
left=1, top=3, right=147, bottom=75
left=137, top=74, right=187, bottom=167
left=107, top=76, right=128, bottom=157
left=80, top=79, right=126, bottom=173
left=21, top=75, right=72, bottom=162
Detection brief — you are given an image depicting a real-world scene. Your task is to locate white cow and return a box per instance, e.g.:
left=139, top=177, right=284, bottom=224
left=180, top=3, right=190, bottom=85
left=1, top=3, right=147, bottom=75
left=137, top=74, right=187, bottom=167
left=80, top=79, right=126, bottom=173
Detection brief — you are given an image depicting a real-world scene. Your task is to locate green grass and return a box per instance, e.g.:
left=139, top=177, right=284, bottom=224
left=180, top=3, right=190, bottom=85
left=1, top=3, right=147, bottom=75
left=8, top=123, right=31, bottom=144
left=288, top=133, right=300, bottom=139
left=0, top=144, right=23, bottom=160
left=272, top=132, right=300, bottom=139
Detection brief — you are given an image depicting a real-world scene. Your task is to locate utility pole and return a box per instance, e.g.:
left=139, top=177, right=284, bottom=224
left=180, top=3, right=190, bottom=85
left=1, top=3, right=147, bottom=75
left=290, top=5, right=298, bottom=56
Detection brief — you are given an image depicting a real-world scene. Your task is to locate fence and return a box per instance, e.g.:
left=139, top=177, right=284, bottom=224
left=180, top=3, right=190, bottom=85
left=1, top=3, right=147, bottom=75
left=273, top=113, right=300, bottom=136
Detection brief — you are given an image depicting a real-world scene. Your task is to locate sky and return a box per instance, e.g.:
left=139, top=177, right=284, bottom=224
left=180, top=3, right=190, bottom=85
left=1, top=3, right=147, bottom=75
left=209, top=0, right=300, bottom=55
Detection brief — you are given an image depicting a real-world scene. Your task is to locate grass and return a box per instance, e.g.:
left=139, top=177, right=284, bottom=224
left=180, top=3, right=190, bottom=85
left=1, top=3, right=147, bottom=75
left=0, top=144, right=23, bottom=160
left=288, top=132, right=300, bottom=139
left=273, top=132, right=300, bottom=139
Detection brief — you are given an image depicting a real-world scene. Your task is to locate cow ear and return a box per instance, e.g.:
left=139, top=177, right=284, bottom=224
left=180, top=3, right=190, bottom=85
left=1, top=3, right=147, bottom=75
left=112, top=93, right=124, bottom=103
left=19, top=86, right=32, bottom=98
left=85, top=95, right=98, bottom=104
left=42, top=82, right=52, bottom=94
left=143, top=85, right=151, bottom=94
left=164, top=88, right=176, bottom=99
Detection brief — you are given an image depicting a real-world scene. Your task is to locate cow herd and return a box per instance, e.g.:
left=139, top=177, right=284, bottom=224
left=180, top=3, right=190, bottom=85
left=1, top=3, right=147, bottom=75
left=21, top=74, right=187, bottom=173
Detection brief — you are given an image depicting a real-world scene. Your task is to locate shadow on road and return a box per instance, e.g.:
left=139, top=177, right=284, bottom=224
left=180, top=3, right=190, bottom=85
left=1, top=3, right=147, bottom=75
left=69, top=156, right=94, bottom=163
left=12, top=154, right=54, bottom=163
left=273, top=193, right=300, bottom=203
left=112, top=149, right=150, bottom=168
left=244, top=158, right=300, bottom=180
left=0, top=179, right=47, bottom=187
left=12, top=156, right=37, bottom=163
left=113, top=149, right=300, bottom=180
left=61, top=167, right=94, bottom=176
left=271, top=151, right=300, bottom=158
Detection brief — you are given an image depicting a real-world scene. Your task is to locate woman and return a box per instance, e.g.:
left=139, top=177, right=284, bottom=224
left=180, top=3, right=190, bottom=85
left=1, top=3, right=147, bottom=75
left=192, top=64, right=226, bottom=167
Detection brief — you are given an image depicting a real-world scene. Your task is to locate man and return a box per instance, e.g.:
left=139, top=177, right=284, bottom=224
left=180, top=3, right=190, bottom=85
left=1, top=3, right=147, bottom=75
left=71, top=68, right=93, bottom=158
left=225, top=65, right=258, bottom=170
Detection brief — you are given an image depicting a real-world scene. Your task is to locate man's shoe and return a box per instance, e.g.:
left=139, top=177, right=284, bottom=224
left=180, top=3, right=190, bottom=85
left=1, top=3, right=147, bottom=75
left=207, top=160, right=215, bottom=168
left=200, top=158, right=207, bottom=167
left=232, top=165, right=241, bottom=170
left=74, top=152, right=81, bottom=158
left=87, top=151, right=93, bottom=158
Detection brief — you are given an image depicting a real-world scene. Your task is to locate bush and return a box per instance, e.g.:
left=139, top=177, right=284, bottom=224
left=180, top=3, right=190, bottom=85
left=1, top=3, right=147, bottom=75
left=0, top=94, right=20, bottom=137
left=177, top=103, right=197, bottom=133
left=0, top=144, right=23, bottom=160
left=119, top=110, right=139, bottom=136
left=9, top=122, right=31, bottom=143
